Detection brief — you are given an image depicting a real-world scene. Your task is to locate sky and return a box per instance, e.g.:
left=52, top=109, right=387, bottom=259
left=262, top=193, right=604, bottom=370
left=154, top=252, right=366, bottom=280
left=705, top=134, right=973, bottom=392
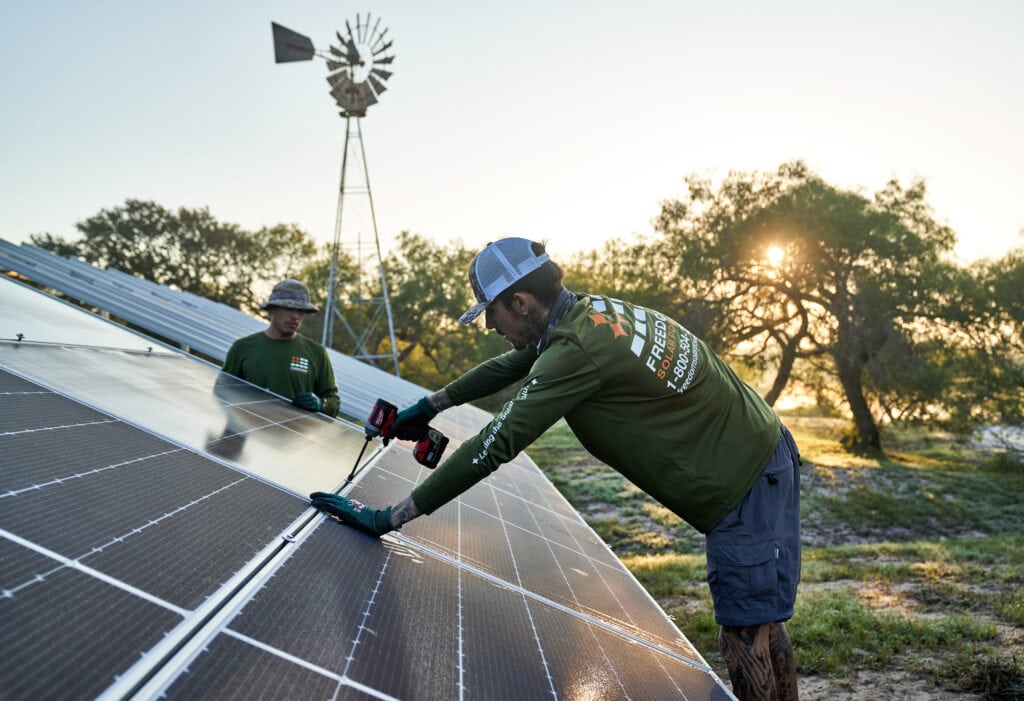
left=2, top=1, right=1022, bottom=265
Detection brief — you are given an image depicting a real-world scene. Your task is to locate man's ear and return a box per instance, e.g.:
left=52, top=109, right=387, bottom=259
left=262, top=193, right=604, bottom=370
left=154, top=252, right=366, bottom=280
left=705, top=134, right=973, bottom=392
left=509, top=292, right=526, bottom=315
left=511, top=291, right=536, bottom=315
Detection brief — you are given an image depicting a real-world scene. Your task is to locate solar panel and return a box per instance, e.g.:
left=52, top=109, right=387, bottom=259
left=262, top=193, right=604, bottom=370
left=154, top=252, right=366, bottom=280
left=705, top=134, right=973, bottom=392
left=0, top=239, right=427, bottom=422
left=1, top=250, right=734, bottom=699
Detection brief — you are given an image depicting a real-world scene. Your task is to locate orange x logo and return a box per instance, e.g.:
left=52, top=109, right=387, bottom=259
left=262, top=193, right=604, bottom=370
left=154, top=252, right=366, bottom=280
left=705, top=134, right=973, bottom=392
left=589, top=312, right=628, bottom=338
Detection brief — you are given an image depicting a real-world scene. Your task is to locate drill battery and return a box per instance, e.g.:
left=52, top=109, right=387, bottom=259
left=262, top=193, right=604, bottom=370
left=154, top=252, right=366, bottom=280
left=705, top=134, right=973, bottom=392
left=413, top=427, right=449, bottom=469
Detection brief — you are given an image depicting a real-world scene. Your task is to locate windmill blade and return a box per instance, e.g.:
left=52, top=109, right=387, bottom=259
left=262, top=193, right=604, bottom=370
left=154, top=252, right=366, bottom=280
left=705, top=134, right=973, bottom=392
left=271, top=22, right=315, bottom=63
left=367, top=74, right=388, bottom=96
left=358, top=84, right=378, bottom=106
left=332, top=81, right=377, bottom=117
left=326, top=71, right=353, bottom=92
left=372, top=39, right=393, bottom=55
left=373, top=55, right=396, bottom=65
left=328, top=73, right=378, bottom=107
left=371, top=26, right=389, bottom=52
left=329, top=80, right=356, bottom=108
left=329, top=82, right=351, bottom=104
left=333, top=31, right=360, bottom=64
left=326, top=59, right=347, bottom=72
left=346, top=39, right=361, bottom=63
left=370, top=68, right=392, bottom=82
left=369, top=16, right=383, bottom=44
left=356, top=13, right=368, bottom=43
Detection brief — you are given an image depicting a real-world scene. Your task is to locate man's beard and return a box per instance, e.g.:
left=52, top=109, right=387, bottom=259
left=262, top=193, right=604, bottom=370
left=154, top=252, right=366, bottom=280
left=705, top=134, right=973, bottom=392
left=518, top=307, right=548, bottom=350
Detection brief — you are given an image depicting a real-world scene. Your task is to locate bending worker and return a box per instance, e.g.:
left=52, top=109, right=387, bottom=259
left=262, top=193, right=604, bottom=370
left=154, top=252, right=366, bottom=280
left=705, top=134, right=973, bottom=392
left=222, top=278, right=339, bottom=417
left=311, top=238, right=801, bottom=701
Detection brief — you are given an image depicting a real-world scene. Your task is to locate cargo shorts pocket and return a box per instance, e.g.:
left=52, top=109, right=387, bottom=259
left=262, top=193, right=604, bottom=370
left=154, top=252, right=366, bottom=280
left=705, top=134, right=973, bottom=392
left=706, top=539, right=780, bottom=625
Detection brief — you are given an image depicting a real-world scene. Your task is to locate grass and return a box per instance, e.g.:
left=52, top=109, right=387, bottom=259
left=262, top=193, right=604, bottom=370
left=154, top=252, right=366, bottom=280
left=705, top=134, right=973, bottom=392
left=527, top=416, right=1024, bottom=699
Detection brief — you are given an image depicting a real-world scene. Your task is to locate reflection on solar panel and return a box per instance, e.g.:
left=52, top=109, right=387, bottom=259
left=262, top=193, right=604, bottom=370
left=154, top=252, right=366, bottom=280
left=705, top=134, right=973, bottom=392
left=1, top=246, right=734, bottom=699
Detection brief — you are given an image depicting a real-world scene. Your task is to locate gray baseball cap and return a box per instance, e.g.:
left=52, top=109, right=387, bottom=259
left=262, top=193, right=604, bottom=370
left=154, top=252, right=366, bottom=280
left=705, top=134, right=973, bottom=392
left=459, top=237, right=549, bottom=324
left=260, top=279, right=320, bottom=312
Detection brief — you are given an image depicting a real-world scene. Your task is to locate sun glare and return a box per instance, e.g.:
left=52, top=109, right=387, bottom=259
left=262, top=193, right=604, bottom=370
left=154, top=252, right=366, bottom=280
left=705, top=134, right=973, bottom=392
left=766, top=245, right=785, bottom=267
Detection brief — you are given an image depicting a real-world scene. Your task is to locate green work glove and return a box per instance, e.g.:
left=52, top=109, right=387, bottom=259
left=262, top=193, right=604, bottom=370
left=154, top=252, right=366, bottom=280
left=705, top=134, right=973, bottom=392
left=388, top=397, right=438, bottom=442
left=292, top=392, right=324, bottom=412
left=309, top=492, right=396, bottom=537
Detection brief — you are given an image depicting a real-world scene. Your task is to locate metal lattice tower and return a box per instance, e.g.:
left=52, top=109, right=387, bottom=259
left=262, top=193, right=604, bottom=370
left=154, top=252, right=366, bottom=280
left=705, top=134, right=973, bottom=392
left=272, top=16, right=400, bottom=376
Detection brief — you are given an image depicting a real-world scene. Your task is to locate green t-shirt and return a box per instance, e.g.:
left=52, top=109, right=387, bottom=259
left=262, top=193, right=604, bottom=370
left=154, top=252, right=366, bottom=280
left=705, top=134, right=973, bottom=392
left=411, top=294, right=780, bottom=533
left=221, top=332, right=340, bottom=417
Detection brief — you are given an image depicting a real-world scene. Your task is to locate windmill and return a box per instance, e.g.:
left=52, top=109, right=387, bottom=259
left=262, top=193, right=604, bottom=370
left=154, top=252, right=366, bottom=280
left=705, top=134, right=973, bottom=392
left=272, top=16, right=400, bottom=376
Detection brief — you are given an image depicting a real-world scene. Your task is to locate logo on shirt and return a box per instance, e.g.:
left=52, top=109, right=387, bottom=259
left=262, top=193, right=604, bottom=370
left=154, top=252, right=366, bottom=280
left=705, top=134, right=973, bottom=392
left=588, top=311, right=628, bottom=338
left=290, top=356, right=310, bottom=373
left=592, top=297, right=700, bottom=394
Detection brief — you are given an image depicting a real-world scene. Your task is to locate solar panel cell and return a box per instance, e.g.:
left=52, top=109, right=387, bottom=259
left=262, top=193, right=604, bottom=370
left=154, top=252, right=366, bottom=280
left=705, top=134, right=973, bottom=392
left=0, top=546, right=183, bottom=701
left=227, top=524, right=396, bottom=672
left=161, top=634, right=343, bottom=701
left=84, top=478, right=304, bottom=608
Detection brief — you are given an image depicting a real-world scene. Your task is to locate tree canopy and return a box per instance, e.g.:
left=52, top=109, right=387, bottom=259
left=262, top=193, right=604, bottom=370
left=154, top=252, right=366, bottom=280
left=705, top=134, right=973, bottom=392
left=642, top=161, right=974, bottom=452
left=31, top=199, right=320, bottom=312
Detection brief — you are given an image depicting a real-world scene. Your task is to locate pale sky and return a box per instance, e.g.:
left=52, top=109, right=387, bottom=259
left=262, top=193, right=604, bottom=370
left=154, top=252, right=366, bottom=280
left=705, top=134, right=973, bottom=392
left=2, top=1, right=1021, bottom=265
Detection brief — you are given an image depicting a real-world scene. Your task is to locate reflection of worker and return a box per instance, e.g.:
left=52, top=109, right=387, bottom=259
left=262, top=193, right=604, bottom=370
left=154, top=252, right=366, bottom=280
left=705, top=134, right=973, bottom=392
left=311, top=238, right=801, bottom=700
left=222, top=279, right=339, bottom=417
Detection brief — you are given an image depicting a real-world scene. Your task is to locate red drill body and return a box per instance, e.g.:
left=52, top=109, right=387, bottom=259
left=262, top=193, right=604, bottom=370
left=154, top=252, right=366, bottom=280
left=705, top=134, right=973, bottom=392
left=344, top=398, right=449, bottom=485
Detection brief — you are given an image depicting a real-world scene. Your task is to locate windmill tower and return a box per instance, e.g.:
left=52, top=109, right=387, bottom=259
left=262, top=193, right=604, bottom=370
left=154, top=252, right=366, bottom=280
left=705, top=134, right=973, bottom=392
left=272, top=16, right=400, bottom=376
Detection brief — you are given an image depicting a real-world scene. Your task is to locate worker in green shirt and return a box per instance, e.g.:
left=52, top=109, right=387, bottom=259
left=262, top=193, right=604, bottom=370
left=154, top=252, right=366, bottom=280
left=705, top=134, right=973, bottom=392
left=311, top=238, right=801, bottom=701
left=222, top=278, right=339, bottom=418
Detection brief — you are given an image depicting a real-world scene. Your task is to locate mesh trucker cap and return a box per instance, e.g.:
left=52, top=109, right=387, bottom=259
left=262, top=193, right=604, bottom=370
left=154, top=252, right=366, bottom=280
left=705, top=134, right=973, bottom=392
left=260, top=279, right=320, bottom=313
left=459, top=237, right=550, bottom=324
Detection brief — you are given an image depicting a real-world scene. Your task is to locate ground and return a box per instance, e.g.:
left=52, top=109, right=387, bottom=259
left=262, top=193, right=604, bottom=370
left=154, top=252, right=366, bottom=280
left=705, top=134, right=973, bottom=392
left=799, top=671, right=984, bottom=700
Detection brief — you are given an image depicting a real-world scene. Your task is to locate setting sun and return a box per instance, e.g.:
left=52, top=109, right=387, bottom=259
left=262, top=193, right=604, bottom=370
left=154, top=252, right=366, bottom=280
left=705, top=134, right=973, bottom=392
left=766, top=245, right=785, bottom=267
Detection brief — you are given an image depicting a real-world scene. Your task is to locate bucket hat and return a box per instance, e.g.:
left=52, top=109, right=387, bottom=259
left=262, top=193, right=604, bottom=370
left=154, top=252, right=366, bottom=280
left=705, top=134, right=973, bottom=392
left=260, top=279, right=320, bottom=313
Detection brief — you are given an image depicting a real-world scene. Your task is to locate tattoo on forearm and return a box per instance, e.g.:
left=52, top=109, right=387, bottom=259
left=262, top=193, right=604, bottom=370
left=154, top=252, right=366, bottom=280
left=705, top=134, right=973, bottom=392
left=427, top=388, right=453, bottom=412
left=390, top=496, right=423, bottom=528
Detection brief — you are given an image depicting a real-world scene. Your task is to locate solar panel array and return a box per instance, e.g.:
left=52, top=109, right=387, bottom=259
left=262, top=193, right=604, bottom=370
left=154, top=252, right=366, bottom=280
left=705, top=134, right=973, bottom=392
left=1, top=241, right=733, bottom=700
left=0, top=239, right=424, bottom=421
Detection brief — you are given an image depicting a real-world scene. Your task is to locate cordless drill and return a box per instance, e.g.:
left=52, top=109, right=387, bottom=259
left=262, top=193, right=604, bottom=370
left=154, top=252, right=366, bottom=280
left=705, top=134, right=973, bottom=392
left=371, top=397, right=448, bottom=469
left=365, top=398, right=398, bottom=441
left=344, top=398, right=449, bottom=483
left=344, top=398, right=398, bottom=483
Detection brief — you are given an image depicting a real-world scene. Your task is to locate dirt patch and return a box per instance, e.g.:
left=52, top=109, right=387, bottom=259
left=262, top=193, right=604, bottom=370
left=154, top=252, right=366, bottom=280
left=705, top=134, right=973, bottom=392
left=798, top=671, right=984, bottom=700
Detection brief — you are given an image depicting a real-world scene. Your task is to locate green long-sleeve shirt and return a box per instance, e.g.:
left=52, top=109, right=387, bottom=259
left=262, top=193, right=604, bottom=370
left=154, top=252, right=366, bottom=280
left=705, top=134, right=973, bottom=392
left=221, top=332, right=340, bottom=417
left=411, top=294, right=779, bottom=533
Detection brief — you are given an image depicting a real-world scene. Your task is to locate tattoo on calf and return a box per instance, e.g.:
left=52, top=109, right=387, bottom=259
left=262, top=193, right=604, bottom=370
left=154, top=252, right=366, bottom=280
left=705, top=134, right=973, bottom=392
left=719, top=623, right=799, bottom=701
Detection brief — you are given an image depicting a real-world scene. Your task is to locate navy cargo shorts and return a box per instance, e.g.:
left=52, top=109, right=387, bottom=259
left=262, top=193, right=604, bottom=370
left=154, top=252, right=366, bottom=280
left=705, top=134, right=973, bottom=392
left=704, top=424, right=801, bottom=627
